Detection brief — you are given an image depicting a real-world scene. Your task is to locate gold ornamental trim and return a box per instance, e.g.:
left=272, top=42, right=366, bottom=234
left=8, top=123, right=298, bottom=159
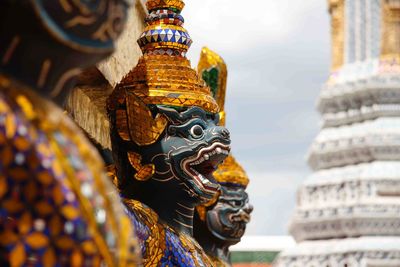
left=116, top=55, right=219, bottom=114
left=197, top=47, right=228, bottom=122
left=127, top=151, right=155, bottom=181
left=214, top=155, right=249, bottom=187
left=144, top=24, right=187, bottom=32
left=125, top=93, right=169, bottom=146
left=146, top=0, right=185, bottom=11
left=329, top=0, right=345, bottom=70
left=381, top=1, right=400, bottom=57
left=130, top=90, right=219, bottom=113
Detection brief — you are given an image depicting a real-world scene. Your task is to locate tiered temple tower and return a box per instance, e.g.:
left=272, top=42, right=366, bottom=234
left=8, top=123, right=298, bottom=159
left=276, top=0, right=400, bottom=266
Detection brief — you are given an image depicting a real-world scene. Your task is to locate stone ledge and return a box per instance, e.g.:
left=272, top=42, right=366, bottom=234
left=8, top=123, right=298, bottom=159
left=275, top=237, right=400, bottom=267
left=97, top=0, right=146, bottom=87
left=318, top=75, right=400, bottom=113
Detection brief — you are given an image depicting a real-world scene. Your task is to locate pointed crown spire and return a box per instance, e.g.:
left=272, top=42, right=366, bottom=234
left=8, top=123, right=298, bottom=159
left=197, top=47, right=249, bottom=187
left=146, top=0, right=185, bottom=13
left=138, top=0, right=191, bottom=57
left=198, top=47, right=228, bottom=125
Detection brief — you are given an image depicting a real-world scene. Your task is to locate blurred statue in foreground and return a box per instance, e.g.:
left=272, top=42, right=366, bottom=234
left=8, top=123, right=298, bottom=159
left=0, top=1, right=140, bottom=265
left=107, top=0, right=231, bottom=265
left=194, top=47, right=253, bottom=266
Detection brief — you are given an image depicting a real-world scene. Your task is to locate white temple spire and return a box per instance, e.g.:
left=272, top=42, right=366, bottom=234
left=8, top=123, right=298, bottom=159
left=275, top=1, right=400, bottom=266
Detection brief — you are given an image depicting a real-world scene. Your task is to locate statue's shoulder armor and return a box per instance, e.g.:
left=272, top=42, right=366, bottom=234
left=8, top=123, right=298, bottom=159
left=123, top=198, right=160, bottom=240
left=164, top=229, right=215, bottom=267
left=0, top=75, right=138, bottom=266
left=123, top=199, right=215, bottom=267
left=123, top=199, right=166, bottom=265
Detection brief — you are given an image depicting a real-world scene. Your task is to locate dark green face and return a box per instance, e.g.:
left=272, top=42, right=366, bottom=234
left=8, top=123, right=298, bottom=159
left=206, top=185, right=253, bottom=244
left=138, top=106, right=231, bottom=203
left=202, top=67, right=220, bottom=98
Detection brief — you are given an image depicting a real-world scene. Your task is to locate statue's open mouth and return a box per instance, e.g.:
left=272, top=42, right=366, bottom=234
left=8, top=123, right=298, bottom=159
left=230, top=211, right=251, bottom=224
left=182, top=142, right=230, bottom=197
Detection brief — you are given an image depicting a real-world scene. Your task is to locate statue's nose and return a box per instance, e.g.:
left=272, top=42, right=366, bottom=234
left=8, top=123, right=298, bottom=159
left=244, top=203, right=254, bottom=214
left=220, top=128, right=230, bottom=139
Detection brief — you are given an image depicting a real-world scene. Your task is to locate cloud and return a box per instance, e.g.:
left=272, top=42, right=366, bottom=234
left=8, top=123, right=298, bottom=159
left=182, top=0, right=331, bottom=235
left=185, top=1, right=331, bottom=101
left=185, top=0, right=330, bottom=59
left=185, top=0, right=328, bottom=55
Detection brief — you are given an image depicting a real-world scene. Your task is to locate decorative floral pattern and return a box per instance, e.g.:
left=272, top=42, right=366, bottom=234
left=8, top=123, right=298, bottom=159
left=0, top=75, right=139, bottom=266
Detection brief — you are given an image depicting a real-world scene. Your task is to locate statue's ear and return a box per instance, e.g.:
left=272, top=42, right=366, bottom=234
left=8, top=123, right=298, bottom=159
left=125, top=94, right=168, bottom=146
left=127, top=152, right=155, bottom=182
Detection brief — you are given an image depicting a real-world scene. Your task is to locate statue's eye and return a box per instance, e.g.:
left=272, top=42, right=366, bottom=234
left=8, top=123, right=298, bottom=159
left=190, top=125, right=204, bottom=139
left=230, top=200, right=242, bottom=207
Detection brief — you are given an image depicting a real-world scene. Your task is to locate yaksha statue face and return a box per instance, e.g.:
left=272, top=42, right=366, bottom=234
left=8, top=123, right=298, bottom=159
left=195, top=154, right=254, bottom=247
left=108, top=92, right=231, bottom=203
left=206, top=185, right=253, bottom=243
left=137, top=106, right=231, bottom=201
left=194, top=48, right=253, bottom=260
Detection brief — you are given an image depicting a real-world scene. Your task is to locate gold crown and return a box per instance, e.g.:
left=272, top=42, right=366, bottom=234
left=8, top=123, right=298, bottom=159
left=108, top=1, right=218, bottom=146
left=116, top=55, right=219, bottom=113
left=214, top=155, right=249, bottom=187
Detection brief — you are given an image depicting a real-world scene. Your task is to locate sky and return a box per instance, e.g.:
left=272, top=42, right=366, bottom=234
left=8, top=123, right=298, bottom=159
left=184, top=0, right=331, bottom=235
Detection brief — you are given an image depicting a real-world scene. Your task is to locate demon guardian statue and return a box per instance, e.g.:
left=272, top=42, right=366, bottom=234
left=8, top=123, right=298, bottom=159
left=195, top=47, right=253, bottom=266
left=107, top=0, right=231, bottom=266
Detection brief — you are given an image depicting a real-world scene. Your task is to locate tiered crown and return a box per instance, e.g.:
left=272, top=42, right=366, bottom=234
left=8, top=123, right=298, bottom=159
left=116, top=0, right=218, bottom=113
left=146, top=0, right=185, bottom=14
left=198, top=47, right=249, bottom=187
left=108, top=0, right=219, bottom=146
left=139, top=0, right=191, bottom=57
